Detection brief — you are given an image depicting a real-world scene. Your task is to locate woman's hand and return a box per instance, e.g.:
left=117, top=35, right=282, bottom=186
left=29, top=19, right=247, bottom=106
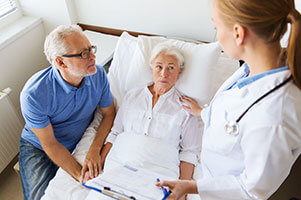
left=180, top=96, right=202, bottom=116
left=81, top=170, right=92, bottom=183
left=156, top=180, right=198, bottom=200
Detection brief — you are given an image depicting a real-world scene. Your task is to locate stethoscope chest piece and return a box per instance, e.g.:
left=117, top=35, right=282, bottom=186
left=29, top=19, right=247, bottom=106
left=223, top=75, right=292, bottom=137
left=225, top=120, right=239, bottom=136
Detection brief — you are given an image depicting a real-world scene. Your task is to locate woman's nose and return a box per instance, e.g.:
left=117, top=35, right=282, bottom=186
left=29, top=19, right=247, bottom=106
left=160, top=68, right=168, bottom=77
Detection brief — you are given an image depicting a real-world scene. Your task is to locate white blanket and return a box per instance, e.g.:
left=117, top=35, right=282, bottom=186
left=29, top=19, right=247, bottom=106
left=104, top=132, right=180, bottom=179
left=42, top=110, right=201, bottom=200
left=41, top=110, right=102, bottom=200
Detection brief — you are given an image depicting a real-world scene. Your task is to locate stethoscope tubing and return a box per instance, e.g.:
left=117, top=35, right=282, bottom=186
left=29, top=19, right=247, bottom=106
left=235, top=75, right=293, bottom=123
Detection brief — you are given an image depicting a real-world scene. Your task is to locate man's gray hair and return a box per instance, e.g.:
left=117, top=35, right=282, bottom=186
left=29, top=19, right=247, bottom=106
left=44, top=24, right=83, bottom=68
left=149, top=43, right=185, bottom=70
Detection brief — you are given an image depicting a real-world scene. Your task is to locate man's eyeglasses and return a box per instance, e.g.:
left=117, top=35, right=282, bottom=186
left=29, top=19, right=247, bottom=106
left=62, top=45, right=97, bottom=59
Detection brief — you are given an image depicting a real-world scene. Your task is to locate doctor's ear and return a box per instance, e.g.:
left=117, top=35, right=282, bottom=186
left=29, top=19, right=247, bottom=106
left=55, top=57, right=67, bottom=68
left=233, top=24, right=246, bottom=46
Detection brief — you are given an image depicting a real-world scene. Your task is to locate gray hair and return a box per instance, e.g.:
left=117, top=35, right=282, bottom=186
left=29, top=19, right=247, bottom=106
left=44, top=25, right=83, bottom=68
left=149, top=43, right=185, bottom=70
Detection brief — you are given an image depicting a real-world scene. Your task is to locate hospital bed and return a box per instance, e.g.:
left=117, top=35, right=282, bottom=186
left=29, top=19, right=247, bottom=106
left=41, top=23, right=238, bottom=200
left=41, top=24, right=300, bottom=200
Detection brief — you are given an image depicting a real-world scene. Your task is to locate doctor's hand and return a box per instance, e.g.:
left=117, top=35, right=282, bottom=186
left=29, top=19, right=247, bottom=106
left=80, top=147, right=103, bottom=183
left=156, top=180, right=198, bottom=200
left=180, top=96, right=202, bottom=116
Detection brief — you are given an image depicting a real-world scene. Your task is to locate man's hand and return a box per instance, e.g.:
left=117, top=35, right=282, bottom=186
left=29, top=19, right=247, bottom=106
left=81, top=170, right=92, bottom=183
left=81, top=147, right=103, bottom=182
left=80, top=105, right=115, bottom=182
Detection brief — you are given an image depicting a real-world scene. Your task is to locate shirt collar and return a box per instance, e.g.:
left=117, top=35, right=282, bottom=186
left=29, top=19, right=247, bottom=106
left=53, top=67, right=91, bottom=94
left=233, top=63, right=289, bottom=89
left=145, top=82, right=176, bottom=99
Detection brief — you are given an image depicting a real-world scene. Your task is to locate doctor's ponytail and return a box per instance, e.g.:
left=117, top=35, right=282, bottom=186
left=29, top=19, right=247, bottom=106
left=286, top=6, right=301, bottom=89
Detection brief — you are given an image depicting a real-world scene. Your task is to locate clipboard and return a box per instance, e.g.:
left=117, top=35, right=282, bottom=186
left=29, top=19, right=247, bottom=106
left=82, top=164, right=172, bottom=200
left=82, top=182, right=136, bottom=200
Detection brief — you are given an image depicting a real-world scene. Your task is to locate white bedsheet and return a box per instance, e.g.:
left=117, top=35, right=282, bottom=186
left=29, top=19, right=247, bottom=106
left=41, top=109, right=103, bottom=200
left=104, top=132, right=180, bottom=179
left=42, top=109, right=199, bottom=199
left=95, top=142, right=201, bottom=200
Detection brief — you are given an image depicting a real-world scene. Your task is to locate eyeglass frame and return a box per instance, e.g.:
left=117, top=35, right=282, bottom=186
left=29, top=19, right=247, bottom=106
left=62, top=45, right=97, bottom=59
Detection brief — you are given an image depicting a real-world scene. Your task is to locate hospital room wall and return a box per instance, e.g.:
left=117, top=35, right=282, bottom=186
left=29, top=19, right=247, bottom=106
left=19, top=0, right=301, bottom=43
left=0, top=23, right=48, bottom=116
left=73, top=0, right=216, bottom=42
left=19, top=0, right=76, bottom=35
left=0, top=0, right=76, bottom=115
left=19, top=0, right=217, bottom=42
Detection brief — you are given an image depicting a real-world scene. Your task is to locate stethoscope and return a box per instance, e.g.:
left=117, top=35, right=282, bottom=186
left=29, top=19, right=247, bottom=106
left=225, top=75, right=292, bottom=136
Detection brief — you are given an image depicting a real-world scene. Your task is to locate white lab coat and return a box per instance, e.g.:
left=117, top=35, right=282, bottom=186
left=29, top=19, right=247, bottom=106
left=197, top=67, right=301, bottom=200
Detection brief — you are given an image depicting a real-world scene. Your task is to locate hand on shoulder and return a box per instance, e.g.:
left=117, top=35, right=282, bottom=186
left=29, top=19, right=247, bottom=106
left=180, top=96, right=202, bottom=116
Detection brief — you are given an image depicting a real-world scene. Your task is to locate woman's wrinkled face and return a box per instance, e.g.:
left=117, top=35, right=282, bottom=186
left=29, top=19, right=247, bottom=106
left=152, top=53, right=181, bottom=93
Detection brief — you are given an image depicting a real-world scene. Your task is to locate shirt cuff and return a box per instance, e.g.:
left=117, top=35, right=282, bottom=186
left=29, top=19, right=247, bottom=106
left=196, top=175, right=248, bottom=199
left=27, top=120, right=50, bottom=129
left=105, top=132, right=117, bottom=144
left=179, top=151, right=198, bottom=166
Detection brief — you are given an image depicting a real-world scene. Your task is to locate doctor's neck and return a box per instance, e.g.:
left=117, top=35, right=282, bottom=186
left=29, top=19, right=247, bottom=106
left=242, top=39, right=283, bottom=77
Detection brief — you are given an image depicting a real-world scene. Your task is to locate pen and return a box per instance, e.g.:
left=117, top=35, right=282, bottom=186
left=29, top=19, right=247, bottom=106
left=82, top=183, right=136, bottom=200
left=156, top=178, right=171, bottom=199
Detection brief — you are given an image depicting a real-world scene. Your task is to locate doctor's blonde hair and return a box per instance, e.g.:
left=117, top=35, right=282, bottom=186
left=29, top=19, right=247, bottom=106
left=215, top=0, right=301, bottom=89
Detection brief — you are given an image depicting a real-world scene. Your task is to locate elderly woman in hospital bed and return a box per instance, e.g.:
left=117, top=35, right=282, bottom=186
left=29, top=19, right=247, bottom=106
left=84, top=43, right=202, bottom=184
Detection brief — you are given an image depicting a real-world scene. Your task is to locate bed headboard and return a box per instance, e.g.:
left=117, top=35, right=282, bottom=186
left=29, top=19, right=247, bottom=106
left=78, top=23, right=209, bottom=44
left=78, top=23, right=159, bottom=38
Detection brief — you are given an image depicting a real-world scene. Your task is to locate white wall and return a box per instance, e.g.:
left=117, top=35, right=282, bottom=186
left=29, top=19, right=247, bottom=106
left=74, top=0, right=216, bottom=42
left=297, top=1, right=301, bottom=12
left=18, top=0, right=301, bottom=42
left=19, top=0, right=77, bottom=35
left=280, top=2, right=301, bottom=47
left=0, top=23, right=48, bottom=113
left=20, top=0, right=216, bottom=42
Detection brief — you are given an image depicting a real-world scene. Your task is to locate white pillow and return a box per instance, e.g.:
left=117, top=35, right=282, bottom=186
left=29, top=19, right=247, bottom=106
left=107, top=32, right=138, bottom=108
left=108, top=32, right=239, bottom=108
left=211, top=52, right=240, bottom=94
left=125, top=35, right=222, bottom=105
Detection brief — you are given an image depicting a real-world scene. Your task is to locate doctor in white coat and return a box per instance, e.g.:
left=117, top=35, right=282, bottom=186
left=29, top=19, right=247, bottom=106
left=157, top=0, right=301, bottom=199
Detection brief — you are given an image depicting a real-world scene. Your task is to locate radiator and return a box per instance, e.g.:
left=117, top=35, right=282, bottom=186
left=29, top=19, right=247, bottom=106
left=0, top=88, right=23, bottom=173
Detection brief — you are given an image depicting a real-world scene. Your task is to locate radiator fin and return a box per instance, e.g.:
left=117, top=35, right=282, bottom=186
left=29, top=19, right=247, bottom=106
left=0, top=89, right=23, bottom=173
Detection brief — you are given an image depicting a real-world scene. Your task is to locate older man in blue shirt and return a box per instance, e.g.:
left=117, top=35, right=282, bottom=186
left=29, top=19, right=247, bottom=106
left=19, top=25, right=115, bottom=200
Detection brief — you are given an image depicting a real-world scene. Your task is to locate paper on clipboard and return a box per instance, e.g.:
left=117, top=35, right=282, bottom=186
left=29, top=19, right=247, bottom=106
left=84, top=164, right=174, bottom=200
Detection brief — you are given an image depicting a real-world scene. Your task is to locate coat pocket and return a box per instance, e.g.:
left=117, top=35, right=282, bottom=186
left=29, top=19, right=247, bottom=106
left=204, top=120, right=241, bottom=155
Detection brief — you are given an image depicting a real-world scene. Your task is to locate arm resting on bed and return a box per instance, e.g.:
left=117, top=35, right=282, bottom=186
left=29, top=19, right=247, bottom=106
left=32, top=123, right=82, bottom=181
left=81, top=104, right=115, bottom=180
left=100, top=142, right=113, bottom=165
